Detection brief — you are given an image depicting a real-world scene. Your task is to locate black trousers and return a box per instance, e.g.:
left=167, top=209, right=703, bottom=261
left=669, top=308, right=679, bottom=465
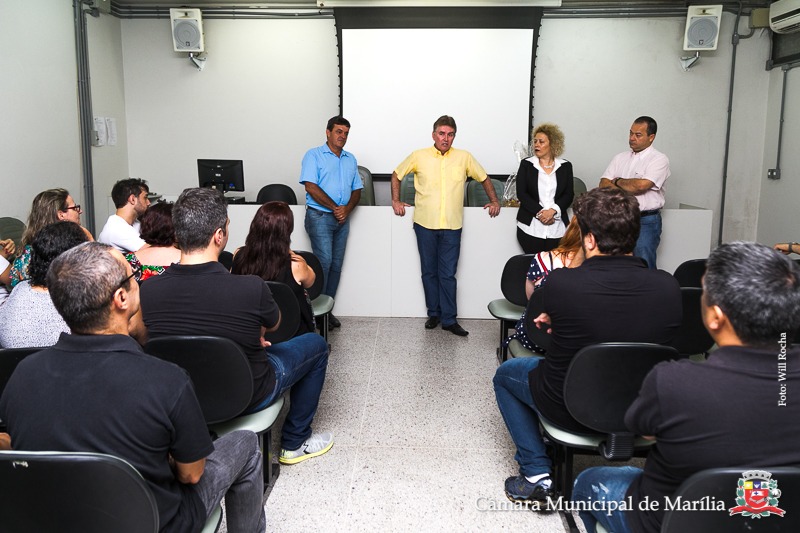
left=517, top=227, right=561, bottom=255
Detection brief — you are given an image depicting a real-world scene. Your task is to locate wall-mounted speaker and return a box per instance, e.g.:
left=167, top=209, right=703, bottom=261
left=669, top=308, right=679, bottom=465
left=170, top=8, right=204, bottom=53
left=684, top=5, right=723, bottom=51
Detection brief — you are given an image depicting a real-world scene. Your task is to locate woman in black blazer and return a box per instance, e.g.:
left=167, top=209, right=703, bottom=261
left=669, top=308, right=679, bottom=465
left=515, top=123, right=574, bottom=254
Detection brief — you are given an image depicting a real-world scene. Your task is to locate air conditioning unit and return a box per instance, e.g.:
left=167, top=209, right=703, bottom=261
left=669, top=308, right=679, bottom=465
left=683, top=5, right=723, bottom=51
left=770, top=0, right=800, bottom=34
left=170, top=8, right=204, bottom=53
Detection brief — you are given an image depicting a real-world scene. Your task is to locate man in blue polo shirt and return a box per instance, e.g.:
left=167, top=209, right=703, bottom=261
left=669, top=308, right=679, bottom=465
left=299, top=115, right=363, bottom=330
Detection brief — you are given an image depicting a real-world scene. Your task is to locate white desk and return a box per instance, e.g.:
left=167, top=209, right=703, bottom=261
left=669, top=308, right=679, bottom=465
left=227, top=205, right=712, bottom=319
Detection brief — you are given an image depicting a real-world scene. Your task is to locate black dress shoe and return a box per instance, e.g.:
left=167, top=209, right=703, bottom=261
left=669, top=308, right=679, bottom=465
left=328, top=313, right=341, bottom=329
left=425, top=316, right=440, bottom=329
left=442, top=322, right=469, bottom=336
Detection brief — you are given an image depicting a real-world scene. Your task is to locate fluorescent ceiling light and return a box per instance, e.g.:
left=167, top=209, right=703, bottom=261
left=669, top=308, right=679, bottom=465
left=317, top=0, right=561, bottom=6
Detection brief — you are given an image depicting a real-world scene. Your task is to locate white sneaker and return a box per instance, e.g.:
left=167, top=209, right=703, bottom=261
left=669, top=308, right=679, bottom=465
left=279, top=432, right=334, bottom=465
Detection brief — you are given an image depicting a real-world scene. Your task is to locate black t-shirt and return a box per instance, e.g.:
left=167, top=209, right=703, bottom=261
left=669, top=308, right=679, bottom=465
left=528, top=255, right=682, bottom=431
left=141, top=261, right=280, bottom=410
left=0, top=334, right=214, bottom=533
left=624, top=345, right=800, bottom=533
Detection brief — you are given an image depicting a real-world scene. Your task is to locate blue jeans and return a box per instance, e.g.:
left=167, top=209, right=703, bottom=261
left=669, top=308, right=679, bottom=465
left=634, top=213, right=661, bottom=269
left=493, top=356, right=551, bottom=477
left=304, top=208, right=350, bottom=299
left=248, top=333, right=329, bottom=451
left=572, top=466, right=642, bottom=533
left=413, top=223, right=462, bottom=326
left=195, top=430, right=266, bottom=532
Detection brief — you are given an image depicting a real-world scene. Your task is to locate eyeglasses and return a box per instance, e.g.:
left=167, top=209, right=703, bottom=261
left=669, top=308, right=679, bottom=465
left=117, top=264, right=141, bottom=288
left=64, top=205, right=82, bottom=213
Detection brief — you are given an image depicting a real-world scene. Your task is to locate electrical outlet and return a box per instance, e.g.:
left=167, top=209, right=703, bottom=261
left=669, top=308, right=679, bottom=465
left=768, top=169, right=781, bottom=180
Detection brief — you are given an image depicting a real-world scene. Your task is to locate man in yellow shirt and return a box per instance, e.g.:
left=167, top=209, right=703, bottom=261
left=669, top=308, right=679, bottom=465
left=391, top=115, right=501, bottom=336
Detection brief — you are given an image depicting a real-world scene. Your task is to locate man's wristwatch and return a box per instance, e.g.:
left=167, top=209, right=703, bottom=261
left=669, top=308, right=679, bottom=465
left=613, top=178, right=623, bottom=188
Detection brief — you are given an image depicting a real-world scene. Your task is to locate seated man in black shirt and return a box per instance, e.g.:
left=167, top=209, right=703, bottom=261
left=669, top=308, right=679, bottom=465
left=494, top=187, right=682, bottom=505
left=572, top=241, right=800, bottom=533
left=141, top=188, right=332, bottom=465
left=0, top=242, right=265, bottom=532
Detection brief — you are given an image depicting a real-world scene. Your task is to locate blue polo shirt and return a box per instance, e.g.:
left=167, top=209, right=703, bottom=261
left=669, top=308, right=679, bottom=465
left=299, top=143, right=362, bottom=212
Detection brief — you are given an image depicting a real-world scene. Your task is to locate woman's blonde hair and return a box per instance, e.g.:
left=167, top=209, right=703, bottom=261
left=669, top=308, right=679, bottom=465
left=22, top=189, right=70, bottom=246
left=531, top=123, right=565, bottom=158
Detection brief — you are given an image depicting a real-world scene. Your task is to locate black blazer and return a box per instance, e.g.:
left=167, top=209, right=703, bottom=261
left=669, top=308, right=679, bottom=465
left=515, top=158, right=574, bottom=226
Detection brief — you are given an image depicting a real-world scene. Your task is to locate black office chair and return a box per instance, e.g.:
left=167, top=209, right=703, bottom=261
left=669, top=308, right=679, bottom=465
left=538, top=343, right=682, bottom=501
left=294, top=250, right=334, bottom=341
left=669, top=287, right=715, bottom=359
left=661, top=467, right=800, bottom=532
left=0, top=451, right=222, bottom=533
left=358, top=165, right=376, bottom=206
left=0, top=347, right=41, bottom=432
left=0, top=217, right=26, bottom=251
left=144, top=336, right=284, bottom=489
left=256, top=184, right=298, bottom=205
left=487, top=254, right=535, bottom=362
left=263, top=280, right=300, bottom=344
left=464, top=178, right=504, bottom=207
left=673, top=258, right=707, bottom=288
left=399, top=173, right=416, bottom=205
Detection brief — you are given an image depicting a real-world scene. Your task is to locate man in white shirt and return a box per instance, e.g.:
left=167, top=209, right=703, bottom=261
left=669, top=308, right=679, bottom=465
left=599, top=116, right=670, bottom=269
left=98, top=178, right=151, bottom=253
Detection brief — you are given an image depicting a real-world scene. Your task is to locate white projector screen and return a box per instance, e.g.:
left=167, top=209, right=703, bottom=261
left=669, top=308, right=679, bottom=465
left=341, top=28, right=534, bottom=176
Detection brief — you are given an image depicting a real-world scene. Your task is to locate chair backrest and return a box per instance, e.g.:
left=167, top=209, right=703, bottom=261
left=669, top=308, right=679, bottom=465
left=357, top=166, right=376, bottom=206
left=673, top=258, right=707, bottom=288
left=294, top=250, right=324, bottom=300
left=465, top=178, right=504, bottom=207
left=263, top=281, right=300, bottom=343
left=0, top=347, right=41, bottom=404
left=661, top=467, right=800, bottom=532
left=256, top=184, right=298, bottom=205
left=500, top=254, right=536, bottom=307
left=0, top=217, right=26, bottom=251
left=0, top=451, right=159, bottom=533
left=564, top=343, right=680, bottom=434
left=400, top=173, right=416, bottom=205
left=144, top=336, right=253, bottom=425
left=573, top=176, right=588, bottom=198
left=669, top=287, right=715, bottom=356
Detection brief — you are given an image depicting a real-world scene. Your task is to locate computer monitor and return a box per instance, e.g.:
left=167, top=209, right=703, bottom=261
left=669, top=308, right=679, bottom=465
left=197, top=159, right=245, bottom=193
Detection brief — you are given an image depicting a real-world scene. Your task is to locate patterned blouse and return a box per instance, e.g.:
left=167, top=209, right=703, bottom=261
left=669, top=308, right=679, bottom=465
left=9, top=245, right=31, bottom=289
left=124, top=253, right=170, bottom=283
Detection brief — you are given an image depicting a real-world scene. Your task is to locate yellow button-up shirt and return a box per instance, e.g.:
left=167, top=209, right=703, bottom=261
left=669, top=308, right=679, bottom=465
left=394, top=146, right=488, bottom=230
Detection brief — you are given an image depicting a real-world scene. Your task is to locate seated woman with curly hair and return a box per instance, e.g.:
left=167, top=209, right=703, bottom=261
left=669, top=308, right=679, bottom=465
left=125, top=202, right=180, bottom=283
left=232, top=201, right=316, bottom=337
left=0, top=221, right=89, bottom=348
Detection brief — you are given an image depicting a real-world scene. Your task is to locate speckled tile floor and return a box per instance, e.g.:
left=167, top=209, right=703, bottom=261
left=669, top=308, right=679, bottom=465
left=221, top=317, right=636, bottom=533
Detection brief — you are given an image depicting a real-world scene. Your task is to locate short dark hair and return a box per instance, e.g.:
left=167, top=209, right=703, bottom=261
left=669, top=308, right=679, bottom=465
left=326, top=116, right=350, bottom=131
left=111, top=178, right=149, bottom=208
left=572, top=188, right=640, bottom=255
left=704, top=241, right=800, bottom=347
left=47, top=242, right=130, bottom=333
left=634, top=116, right=657, bottom=136
left=433, top=115, right=457, bottom=133
left=29, top=221, right=89, bottom=287
left=172, top=187, right=228, bottom=253
left=139, top=202, right=175, bottom=247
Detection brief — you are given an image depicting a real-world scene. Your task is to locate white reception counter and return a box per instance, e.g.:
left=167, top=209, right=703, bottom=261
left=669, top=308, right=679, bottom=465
left=226, top=205, right=712, bottom=319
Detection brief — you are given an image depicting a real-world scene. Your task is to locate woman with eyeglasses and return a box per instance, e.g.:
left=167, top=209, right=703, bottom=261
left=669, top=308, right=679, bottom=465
left=9, top=189, right=94, bottom=288
left=0, top=221, right=89, bottom=348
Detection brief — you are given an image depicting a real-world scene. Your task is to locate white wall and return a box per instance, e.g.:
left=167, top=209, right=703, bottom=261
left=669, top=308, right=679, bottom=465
left=87, top=13, right=129, bottom=232
left=120, top=18, right=339, bottom=206
left=0, top=1, right=82, bottom=223
left=757, top=66, right=800, bottom=247
left=533, top=14, right=770, bottom=244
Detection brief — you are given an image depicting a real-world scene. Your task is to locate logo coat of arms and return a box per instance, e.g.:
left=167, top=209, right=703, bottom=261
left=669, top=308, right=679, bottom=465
left=728, top=470, right=786, bottom=518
